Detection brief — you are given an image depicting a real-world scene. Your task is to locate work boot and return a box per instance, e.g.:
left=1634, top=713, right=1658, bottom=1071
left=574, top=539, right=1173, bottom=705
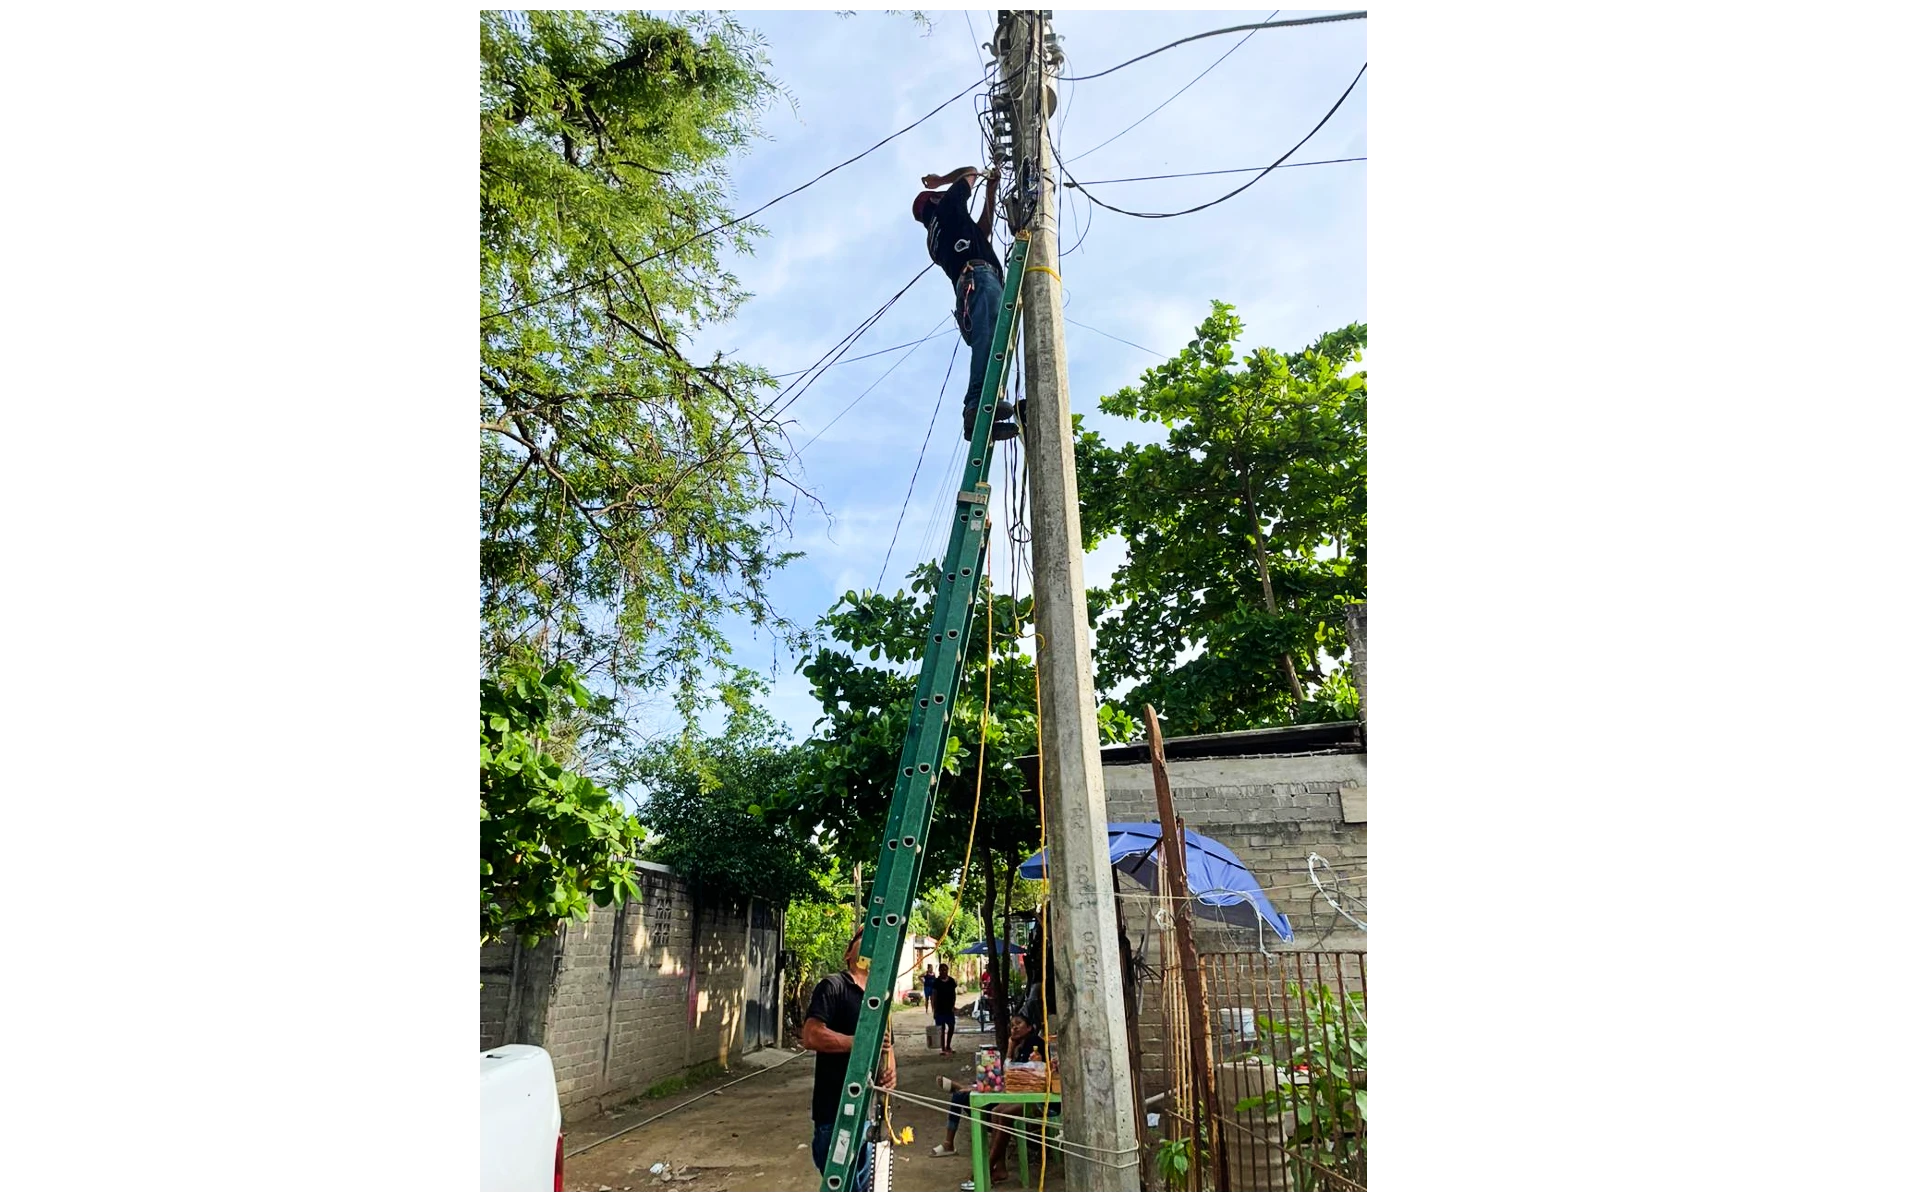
left=961, top=400, right=1017, bottom=440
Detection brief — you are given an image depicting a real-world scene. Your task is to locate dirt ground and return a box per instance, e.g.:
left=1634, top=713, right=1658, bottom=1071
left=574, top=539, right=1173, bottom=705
left=564, top=991, right=1045, bottom=1193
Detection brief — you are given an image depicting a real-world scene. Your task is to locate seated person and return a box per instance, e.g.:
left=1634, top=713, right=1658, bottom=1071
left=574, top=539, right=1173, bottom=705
left=931, top=1012, right=1053, bottom=1182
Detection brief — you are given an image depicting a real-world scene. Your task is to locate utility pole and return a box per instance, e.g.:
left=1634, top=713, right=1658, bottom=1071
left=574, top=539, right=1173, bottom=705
left=994, top=10, right=1140, bottom=1190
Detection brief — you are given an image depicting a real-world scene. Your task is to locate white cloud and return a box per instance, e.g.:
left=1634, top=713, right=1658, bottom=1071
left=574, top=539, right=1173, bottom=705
left=671, top=9, right=1363, bottom=735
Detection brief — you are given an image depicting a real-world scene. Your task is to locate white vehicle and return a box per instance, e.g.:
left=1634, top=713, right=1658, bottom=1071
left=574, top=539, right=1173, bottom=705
left=481, top=1044, right=563, bottom=1191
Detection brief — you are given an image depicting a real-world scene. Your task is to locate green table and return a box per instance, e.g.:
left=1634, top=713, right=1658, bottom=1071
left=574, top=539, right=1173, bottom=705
left=966, top=1090, right=1061, bottom=1191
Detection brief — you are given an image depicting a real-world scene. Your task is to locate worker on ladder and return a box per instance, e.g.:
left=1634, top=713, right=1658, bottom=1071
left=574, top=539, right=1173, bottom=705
left=914, top=165, right=1018, bottom=443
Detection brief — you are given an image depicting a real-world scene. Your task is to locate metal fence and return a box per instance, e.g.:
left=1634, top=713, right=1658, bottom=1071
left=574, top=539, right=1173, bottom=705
left=1154, top=949, right=1368, bottom=1191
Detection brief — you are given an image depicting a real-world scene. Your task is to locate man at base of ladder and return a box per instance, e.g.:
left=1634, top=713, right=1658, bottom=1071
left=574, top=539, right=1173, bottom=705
left=913, top=165, right=1018, bottom=443
left=802, top=931, right=897, bottom=1190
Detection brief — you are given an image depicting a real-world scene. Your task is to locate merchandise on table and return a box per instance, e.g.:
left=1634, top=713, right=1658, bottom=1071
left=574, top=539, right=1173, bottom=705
left=974, top=1048, right=1004, bottom=1093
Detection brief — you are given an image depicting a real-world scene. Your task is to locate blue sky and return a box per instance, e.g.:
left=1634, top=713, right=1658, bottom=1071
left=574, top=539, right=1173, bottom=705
left=671, top=8, right=1369, bottom=741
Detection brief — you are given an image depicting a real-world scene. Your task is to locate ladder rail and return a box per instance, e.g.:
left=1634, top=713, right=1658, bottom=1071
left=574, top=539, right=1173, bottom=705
left=818, top=234, right=1031, bottom=1192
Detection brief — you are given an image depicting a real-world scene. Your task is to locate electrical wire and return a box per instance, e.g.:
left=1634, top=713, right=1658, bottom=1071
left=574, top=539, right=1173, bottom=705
left=962, top=9, right=988, bottom=75
left=793, top=312, right=951, bottom=454
left=874, top=1085, right=1141, bottom=1168
left=482, top=67, right=997, bottom=322
left=770, top=331, right=949, bottom=379
left=1068, top=10, right=1278, bottom=164
left=1057, top=12, right=1366, bottom=83
left=765, top=264, right=938, bottom=426
left=875, top=336, right=962, bottom=591
left=1058, top=62, right=1367, bottom=220
left=1063, top=317, right=1167, bottom=360
left=1306, top=852, right=1368, bottom=932
left=1067, top=157, right=1367, bottom=186
left=906, top=542, right=995, bottom=979
left=915, top=441, right=963, bottom=568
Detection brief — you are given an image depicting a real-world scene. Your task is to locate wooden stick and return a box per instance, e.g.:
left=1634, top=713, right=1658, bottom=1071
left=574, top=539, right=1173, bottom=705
left=1146, top=706, right=1229, bottom=1192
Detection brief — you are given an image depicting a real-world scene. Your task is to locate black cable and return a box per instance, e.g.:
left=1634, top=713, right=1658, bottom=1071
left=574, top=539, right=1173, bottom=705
left=482, top=67, right=996, bottom=322
left=770, top=331, right=948, bottom=379
left=766, top=264, right=938, bottom=426
left=1052, top=52, right=1093, bottom=261
left=793, top=313, right=951, bottom=455
left=1058, top=62, right=1366, bottom=220
left=1067, top=157, right=1366, bottom=186
left=724, top=262, right=933, bottom=472
left=1057, top=12, right=1366, bottom=83
left=1045, top=119, right=1094, bottom=259
left=876, top=335, right=964, bottom=590
left=962, top=9, right=987, bottom=75
left=1068, top=9, right=1278, bottom=164
left=1064, top=317, right=1167, bottom=360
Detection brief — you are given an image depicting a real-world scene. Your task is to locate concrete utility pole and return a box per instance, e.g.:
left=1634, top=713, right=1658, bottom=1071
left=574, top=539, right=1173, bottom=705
left=993, top=10, right=1140, bottom=1190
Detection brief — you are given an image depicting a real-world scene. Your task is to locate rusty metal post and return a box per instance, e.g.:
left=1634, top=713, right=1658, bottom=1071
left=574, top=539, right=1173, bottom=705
left=1146, top=706, right=1228, bottom=1192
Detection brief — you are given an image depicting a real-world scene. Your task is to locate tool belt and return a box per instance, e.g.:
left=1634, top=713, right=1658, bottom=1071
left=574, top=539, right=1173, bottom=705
left=953, top=261, right=1001, bottom=339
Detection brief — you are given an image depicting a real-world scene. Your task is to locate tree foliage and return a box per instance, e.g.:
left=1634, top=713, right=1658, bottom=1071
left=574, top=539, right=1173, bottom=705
left=630, top=699, right=829, bottom=906
left=781, top=561, right=1137, bottom=888
left=480, top=10, right=806, bottom=720
left=1078, top=306, right=1367, bottom=736
left=481, top=662, right=646, bottom=944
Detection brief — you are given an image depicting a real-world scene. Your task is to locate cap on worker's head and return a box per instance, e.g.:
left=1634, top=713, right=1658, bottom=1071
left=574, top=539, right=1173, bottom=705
left=912, top=190, right=941, bottom=223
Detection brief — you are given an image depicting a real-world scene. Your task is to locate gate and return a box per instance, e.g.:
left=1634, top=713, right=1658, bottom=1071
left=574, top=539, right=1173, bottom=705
left=743, top=898, right=783, bottom=1049
left=1148, top=948, right=1368, bottom=1190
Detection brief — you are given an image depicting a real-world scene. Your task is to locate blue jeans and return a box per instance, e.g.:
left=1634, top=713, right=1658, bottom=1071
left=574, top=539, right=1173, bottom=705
left=953, top=263, right=1004, bottom=423
left=812, top=1120, right=874, bottom=1191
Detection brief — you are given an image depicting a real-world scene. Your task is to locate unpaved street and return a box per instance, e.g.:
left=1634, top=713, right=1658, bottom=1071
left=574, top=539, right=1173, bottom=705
left=565, top=992, right=1044, bottom=1193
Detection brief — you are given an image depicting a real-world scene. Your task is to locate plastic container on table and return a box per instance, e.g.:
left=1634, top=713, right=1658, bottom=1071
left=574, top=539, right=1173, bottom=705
left=974, top=1048, right=1004, bottom=1093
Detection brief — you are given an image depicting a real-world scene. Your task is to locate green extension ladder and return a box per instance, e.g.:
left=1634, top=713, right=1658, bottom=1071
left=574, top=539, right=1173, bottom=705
left=817, top=233, right=1031, bottom=1192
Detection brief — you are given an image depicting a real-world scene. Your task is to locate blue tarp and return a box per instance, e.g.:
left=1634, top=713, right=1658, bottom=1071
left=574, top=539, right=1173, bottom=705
left=1017, top=822, right=1294, bottom=943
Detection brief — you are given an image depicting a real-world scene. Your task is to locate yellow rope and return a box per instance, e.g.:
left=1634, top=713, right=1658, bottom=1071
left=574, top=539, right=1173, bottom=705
left=1026, top=264, right=1062, bottom=284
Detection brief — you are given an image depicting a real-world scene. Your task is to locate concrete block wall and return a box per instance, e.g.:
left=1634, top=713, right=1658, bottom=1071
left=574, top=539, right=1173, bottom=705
left=1103, top=752, right=1367, bottom=1111
left=688, top=894, right=752, bottom=1070
left=481, top=865, right=770, bottom=1122
left=594, top=870, right=699, bottom=1106
left=480, top=939, right=514, bottom=1051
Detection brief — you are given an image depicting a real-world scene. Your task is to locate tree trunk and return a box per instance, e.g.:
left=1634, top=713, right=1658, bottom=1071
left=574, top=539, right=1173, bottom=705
left=981, top=845, right=1005, bottom=1055
left=1238, top=462, right=1306, bottom=705
left=995, top=852, right=1017, bottom=1037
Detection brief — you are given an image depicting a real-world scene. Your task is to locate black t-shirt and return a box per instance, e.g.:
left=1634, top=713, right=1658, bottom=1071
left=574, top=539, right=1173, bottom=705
left=807, top=971, right=866, bottom=1125
left=924, top=177, right=1002, bottom=282
left=1012, top=1029, right=1044, bottom=1063
left=931, top=975, right=958, bottom=1017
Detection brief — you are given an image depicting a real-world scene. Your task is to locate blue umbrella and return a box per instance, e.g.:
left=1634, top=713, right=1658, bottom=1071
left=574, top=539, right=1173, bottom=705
left=958, top=937, right=1027, bottom=956
left=1017, top=822, right=1294, bottom=943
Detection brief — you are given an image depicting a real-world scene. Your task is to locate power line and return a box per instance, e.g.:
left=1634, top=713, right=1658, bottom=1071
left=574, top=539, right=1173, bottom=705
left=1059, top=62, right=1367, bottom=220
left=482, top=67, right=996, bottom=322
left=1067, top=157, right=1366, bottom=187
left=770, top=331, right=947, bottom=379
left=765, top=263, right=938, bottom=426
left=1068, top=9, right=1278, bottom=164
left=876, top=336, right=964, bottom=591
left=1057, top=12, right=1367, bottom=83
left=962, top=9, right=987, bottom=75
left=1065, top=317, right=1167, bottom=360
left=793, top=313, right=951, bottom=455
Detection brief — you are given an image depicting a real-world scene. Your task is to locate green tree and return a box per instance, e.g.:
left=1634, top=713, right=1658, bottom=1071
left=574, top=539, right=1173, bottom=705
left=781, top=561, right=1135, bottom=1047
left=481, top=661, right=646, bottom=944
left=480, top=10, right=805, bottom=727
left=630, top=698, right=829, bottom=906
left=1078, top=307, right=1367, bottom=736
